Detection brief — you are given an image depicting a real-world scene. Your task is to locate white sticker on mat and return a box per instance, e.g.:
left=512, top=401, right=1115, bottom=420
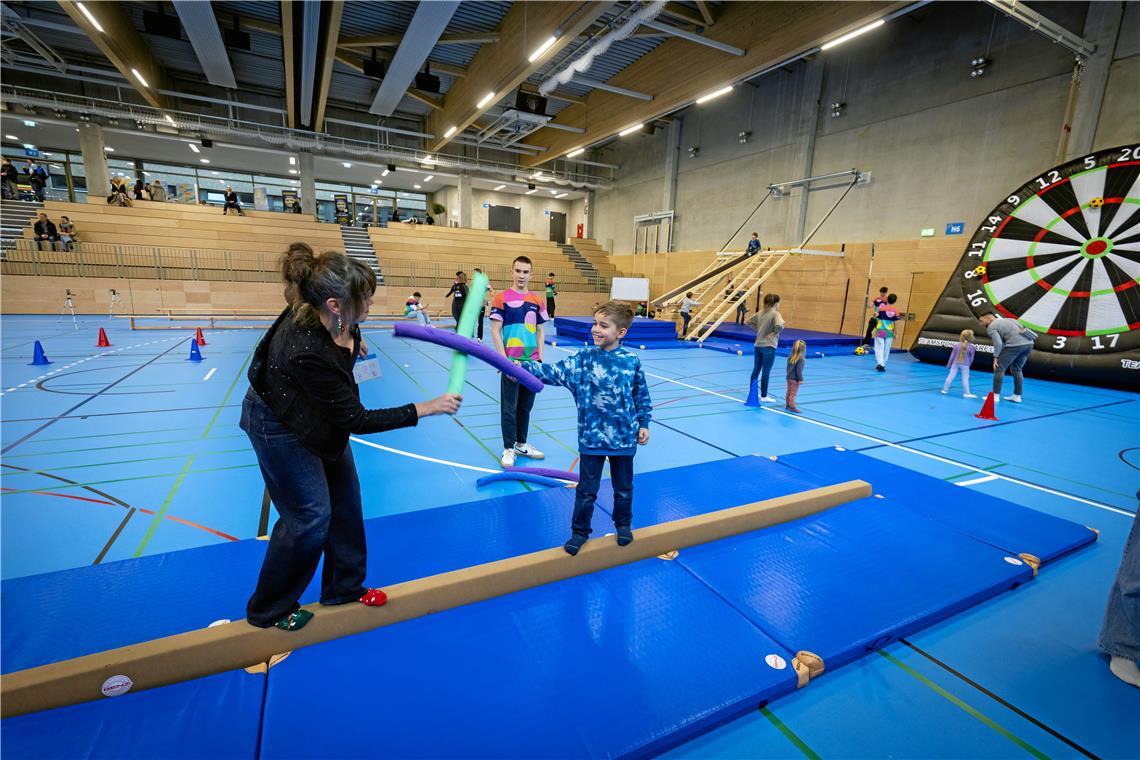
left=764, top=654, right=788, bottom=670
left=101, top=675, right=133, bottom=697
left=1004, top=556, right=1024, bottom=566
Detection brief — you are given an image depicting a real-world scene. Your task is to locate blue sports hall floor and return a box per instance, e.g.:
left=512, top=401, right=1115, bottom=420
left=1, top=313, right=1137, bottom=759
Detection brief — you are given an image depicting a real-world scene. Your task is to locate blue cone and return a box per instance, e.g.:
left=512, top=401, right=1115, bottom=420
left=745, top=381, right=760, bottom=407
left=29, top=340, right=51, bottom=366
left=188, top=338, right=203, bottom=362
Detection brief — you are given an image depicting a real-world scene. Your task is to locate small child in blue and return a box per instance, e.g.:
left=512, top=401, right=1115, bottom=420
left=522, top=300, right=652, bottom=555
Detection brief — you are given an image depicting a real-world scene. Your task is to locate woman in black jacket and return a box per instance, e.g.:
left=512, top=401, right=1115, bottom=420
left=242, top=243, right=461, bottom=630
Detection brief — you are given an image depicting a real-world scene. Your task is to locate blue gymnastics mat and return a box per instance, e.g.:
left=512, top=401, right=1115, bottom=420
left=0, top=540, right=271, bottom=759
left=778, top=447, right=1099, bottom=564
left=259, top=459, right=825, bottom=758
left=554, top=316, right=679, bottom=344
left=1, top=454, right=1097, bottom=758
left=1, top=672, right=265, bottom=760
left=261, top=560, right=799, bottom=760
left=676, top=497, right=1034, bottom=671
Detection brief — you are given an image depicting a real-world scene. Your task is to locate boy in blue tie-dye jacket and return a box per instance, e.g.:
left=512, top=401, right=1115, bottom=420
left=523, top=301, right=652, bottom=555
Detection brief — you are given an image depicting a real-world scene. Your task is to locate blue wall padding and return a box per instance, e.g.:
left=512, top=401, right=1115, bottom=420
left=677, top=497, right=1034, bottom=671
left=779, top=447, right=1098, bottom=563
left=261, top=560, right=798, bottom=760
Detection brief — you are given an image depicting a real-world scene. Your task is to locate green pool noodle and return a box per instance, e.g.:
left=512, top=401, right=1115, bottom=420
left=447, top=271, right=489, bottom=394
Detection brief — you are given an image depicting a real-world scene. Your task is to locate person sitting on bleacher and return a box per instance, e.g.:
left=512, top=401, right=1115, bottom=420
left=132, top=178, right=146, bottom=200
left=148, top=180, right=167, bottom=202
left=108, top=176, right=133, bottom=207
left=58, top=215, right=78, bottom=250
left=33, top=213, right=59, bottom=251
left=223, top=186, right=244, bottom=216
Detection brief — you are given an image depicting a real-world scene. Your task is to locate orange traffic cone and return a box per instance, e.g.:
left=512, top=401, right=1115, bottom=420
left=96, top=327, right=111, bottom=347
left=195, top=327, right=207, bottom=346
left=974, top=392, right=998, bottom=421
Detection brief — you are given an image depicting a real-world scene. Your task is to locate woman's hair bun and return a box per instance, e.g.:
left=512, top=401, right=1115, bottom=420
left=281, top=242, right=316, bottom=286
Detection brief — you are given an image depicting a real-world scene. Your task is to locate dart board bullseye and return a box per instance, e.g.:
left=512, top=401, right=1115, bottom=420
left=912, top=144, right=1140, bottom=389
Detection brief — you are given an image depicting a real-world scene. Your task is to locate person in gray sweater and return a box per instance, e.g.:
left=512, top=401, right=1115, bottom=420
left=978, top=314, right=1036, bottom=403
left=746, top=293, right=784, bottom=404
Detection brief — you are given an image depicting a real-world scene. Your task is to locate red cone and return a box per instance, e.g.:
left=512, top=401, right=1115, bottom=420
left=195, top=327, right=207, bottom=346
left=96, top=327, right=111, bottom=347
left=974, top=392, right=998, bottom=421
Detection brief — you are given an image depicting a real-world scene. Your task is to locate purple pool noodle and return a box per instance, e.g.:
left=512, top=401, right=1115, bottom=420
left=506, top=466, right=579, bottom=483
left=393, top=322, right=544, bottom=393
left=476, top=472, right=570, bottom=489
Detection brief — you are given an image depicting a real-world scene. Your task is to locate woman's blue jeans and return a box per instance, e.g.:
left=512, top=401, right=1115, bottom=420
left=750, top=347, right=777, bottom=397
left=1100, top=502, right=1140, bottom=661
left=241, top=390, right=367, bottom=627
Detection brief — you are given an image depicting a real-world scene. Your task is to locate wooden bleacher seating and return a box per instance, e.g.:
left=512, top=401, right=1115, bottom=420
left=26, top=200, right=344, bottom=256
left=370, top=225, right=608, bottom=290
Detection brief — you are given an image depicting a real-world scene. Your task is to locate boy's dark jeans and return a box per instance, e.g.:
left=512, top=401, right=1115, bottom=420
left=501, top=373, right=536, bottom=449
left=574, top=454, right=633, bottom=536
left=241, top=390, right=366, bottom=627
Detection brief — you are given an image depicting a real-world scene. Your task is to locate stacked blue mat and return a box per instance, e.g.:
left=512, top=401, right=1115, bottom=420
left=1, top=449, right=1096, bottom=759
left=553, top=316, right=682, bottom=346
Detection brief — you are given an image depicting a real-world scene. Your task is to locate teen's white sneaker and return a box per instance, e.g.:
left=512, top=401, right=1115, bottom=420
left=963, top=393, right=978, bottom=399
left=761, top=396, right=778, bottom=403
left=1109, top=656, right=1140, bottom=687
left=513, top=442, right=545, bottom=460
left=1004, top=394, right=1022, bottom=403
left=940, top=389, right=948, bottom=395
left=500, top=448, right=516, bottom=468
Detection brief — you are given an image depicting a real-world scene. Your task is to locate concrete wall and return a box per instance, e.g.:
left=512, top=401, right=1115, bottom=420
left=435, top=185, right=572, bottom=240
left=593, top=1, right=1140, bottom=254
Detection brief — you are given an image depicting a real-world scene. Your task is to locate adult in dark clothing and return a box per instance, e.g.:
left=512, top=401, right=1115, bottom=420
left=25, top=159, right=47, bottom=201
left=474, top=267, right=490, bottom=341
left=1, top=158, right=19, bottom=199
left=33, top=213, right=59, bottom=251
left=223, top=186, right=244, bottom=216
left=444, top=271, right=469, bottom=329
left=242, top=243, right=462, bottom=630
left=424, top=213, right=435, bottom=225
left=132, top=179, right=146, bottom=200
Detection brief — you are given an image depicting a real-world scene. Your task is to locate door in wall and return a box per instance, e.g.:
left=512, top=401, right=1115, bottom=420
left=548, top=211, right=566, bottom=243
left=489, top=205, right=521, bottom=233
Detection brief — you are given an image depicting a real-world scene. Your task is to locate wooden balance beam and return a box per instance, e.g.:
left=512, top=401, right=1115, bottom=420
left=0, top=480, right=870, bottom=718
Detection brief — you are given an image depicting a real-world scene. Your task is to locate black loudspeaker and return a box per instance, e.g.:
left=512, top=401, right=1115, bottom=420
left=143, top=10, right=182, bottom=39
left=515, top=91, right=547, bottom=116
left=363, top=59, right=385, bottom=78
left=201, top=138, right=213, bottom=148
left=414, top=72, right=441, bottom=93
left=223, top=28, right=251, bottom=50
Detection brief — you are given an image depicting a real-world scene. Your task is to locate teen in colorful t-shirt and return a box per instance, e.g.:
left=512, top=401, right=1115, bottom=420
left=490, top=256, right=548, bottom=468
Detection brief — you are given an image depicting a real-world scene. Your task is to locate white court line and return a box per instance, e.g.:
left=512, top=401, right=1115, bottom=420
left=547, top=347, right=1133, bottom=519
left=955, top=474, right=1000, bottom=487
left=202, top=367, right=217, bottom=381
left=349, top=436, right=498, bottom=474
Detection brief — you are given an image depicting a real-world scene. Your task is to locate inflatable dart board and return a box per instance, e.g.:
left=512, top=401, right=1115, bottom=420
left=911, top=145, right=1140, bottom=389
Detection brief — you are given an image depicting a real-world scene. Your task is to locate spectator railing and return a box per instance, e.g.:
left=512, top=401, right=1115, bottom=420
left=3, top=239, right=279, bottom=282
left=2, top=240, right=613, bottom=292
